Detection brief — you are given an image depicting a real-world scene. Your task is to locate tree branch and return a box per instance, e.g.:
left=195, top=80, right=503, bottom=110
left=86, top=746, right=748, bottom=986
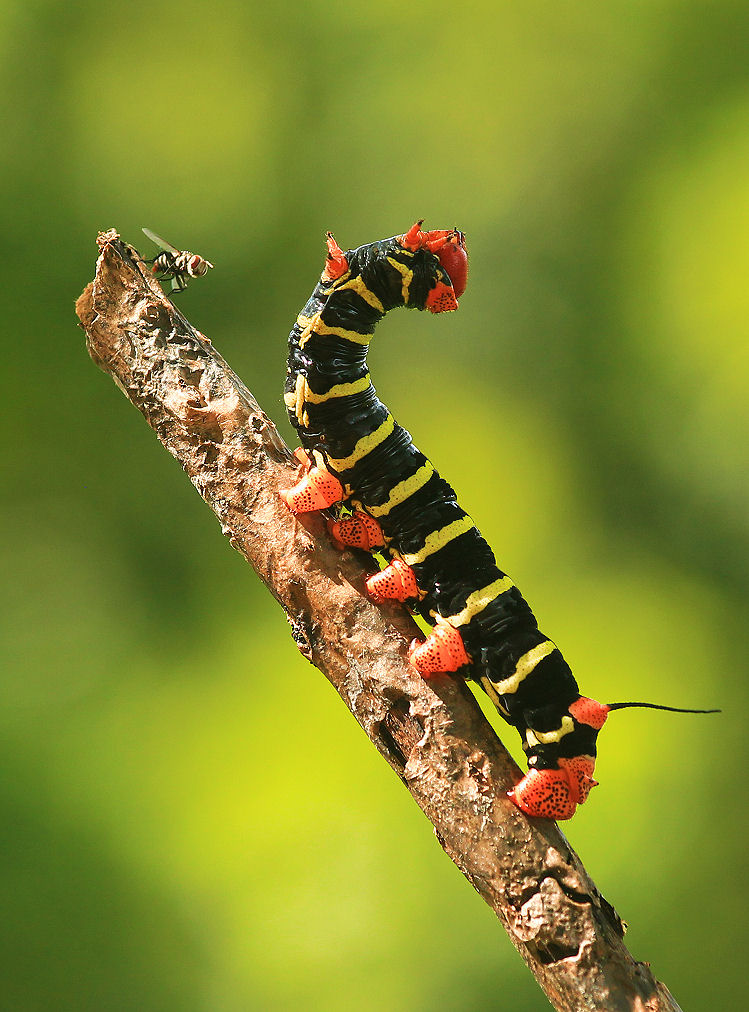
left=76, top=230, right=682, bottom=1012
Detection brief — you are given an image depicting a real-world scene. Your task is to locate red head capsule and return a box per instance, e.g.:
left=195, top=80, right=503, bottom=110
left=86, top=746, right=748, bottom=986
left=435, top=231, right=468, bottom=299
left=397, top=223, right=469, bottom=300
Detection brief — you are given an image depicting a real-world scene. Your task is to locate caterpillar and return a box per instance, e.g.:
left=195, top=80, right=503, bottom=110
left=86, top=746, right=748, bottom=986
left=280, top=221, right=717, bottom=820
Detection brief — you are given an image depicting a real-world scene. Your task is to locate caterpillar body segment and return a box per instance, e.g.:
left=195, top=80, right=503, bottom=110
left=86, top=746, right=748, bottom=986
left=283, top=223, right=604, bottom=821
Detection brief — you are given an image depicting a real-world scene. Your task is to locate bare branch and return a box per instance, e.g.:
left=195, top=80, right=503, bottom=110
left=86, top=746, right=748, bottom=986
left=76, top=230, right=682, bottom=1012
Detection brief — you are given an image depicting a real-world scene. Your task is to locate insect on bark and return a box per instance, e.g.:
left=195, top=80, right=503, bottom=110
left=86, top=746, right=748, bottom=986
left=142, top=227, right=214, bottom=292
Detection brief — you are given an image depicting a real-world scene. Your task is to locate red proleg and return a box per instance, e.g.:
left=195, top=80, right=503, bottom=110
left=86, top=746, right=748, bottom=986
left=508, top=755, right=598, bottom=820
left=408, top=618, right=470, bottom=674
left=328, top=512, right=385, bottom=551
left=366, top=559, right=419, bottom=602
left=280, top=466, right=345, bottom=513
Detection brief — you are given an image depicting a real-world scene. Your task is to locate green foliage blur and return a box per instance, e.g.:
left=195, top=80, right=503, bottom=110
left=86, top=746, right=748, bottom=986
left=1, top=1, right=746, bottom=1008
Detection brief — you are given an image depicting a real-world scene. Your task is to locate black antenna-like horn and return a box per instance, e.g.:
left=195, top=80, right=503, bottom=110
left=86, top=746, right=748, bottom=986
left=606, top=701, right=721, bottom=715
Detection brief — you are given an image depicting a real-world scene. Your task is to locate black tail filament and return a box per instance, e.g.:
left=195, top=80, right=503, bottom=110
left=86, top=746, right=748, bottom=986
left=607, top=701, right=721, bottom=715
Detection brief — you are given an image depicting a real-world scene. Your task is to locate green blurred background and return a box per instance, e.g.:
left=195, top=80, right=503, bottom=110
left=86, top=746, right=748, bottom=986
left=1, top=1, right=746, bottom=1009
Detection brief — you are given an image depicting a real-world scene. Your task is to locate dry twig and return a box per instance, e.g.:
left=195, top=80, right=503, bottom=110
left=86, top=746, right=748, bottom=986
left=75, top=230, right=682, bottom=1012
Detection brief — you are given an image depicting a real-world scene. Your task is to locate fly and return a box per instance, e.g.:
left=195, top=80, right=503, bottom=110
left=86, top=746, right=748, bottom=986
left=142, top=228, right=214, bottom=292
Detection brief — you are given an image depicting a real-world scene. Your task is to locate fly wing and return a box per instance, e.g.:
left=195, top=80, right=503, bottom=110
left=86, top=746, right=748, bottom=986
left=142, top=227, right=181, bottom=256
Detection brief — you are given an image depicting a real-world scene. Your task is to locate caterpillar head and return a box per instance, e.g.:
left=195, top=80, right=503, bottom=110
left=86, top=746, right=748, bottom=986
left=397, top=221, right=468, bottom=313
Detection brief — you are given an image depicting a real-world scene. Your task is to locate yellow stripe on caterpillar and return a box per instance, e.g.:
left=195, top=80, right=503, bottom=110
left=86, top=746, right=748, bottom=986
left=296, top=313, right=320, bottom=350
left=401, top=515, right=476, bottom=565
left=479, top=675, right=511, bottom=718
left=367, top=462, right=434, bottom=518
left=288, top=373, right=306, bottom=425
left=445, top=576, right=515, bottom=628
left=326, top=414, right=396, bottom=472
left=303, top=374, right=372, bottom=404
left=525, top=717, right=574, bottom=747
left=315, top=321, right=373, bottom=344
left=386, top=257, right=414, bottom=304
left=334, top=276, right=386, bottom=313
left=494, top=640, right=557, bottom=695
left=297, top=313, right=373, bottom=349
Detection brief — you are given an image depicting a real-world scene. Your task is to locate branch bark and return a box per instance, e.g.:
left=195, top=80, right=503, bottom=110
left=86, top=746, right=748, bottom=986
left=76, top=230, right=681, bottom=1012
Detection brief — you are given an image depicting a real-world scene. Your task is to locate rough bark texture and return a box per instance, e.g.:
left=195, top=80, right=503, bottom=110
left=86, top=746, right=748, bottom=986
left=76, top=230, right=682, bottom=1012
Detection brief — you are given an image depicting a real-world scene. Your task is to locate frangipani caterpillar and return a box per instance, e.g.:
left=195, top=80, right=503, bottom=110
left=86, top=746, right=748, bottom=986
left=280, top=222, right=717, bottom=820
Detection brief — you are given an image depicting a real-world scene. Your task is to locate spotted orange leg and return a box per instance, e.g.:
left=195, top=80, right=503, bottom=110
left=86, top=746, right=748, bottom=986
left=408, top=616, right=471, bottom=675
left=359, top=550, right=469, bottom=672
left=279, top=450, right=346, bottom=513
left=507, top=757, right=599, bottom=822
left=328, top=512, right=385, bottom=552
left=366, top=559, right=419, bottom=603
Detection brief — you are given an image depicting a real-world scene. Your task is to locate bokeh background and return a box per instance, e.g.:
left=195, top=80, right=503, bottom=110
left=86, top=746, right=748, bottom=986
left=2, top=1, right=747, bottom=1009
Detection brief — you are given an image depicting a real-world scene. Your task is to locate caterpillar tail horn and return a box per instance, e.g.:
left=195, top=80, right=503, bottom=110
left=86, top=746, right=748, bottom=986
left=606, top=701, right=721, bottom=714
